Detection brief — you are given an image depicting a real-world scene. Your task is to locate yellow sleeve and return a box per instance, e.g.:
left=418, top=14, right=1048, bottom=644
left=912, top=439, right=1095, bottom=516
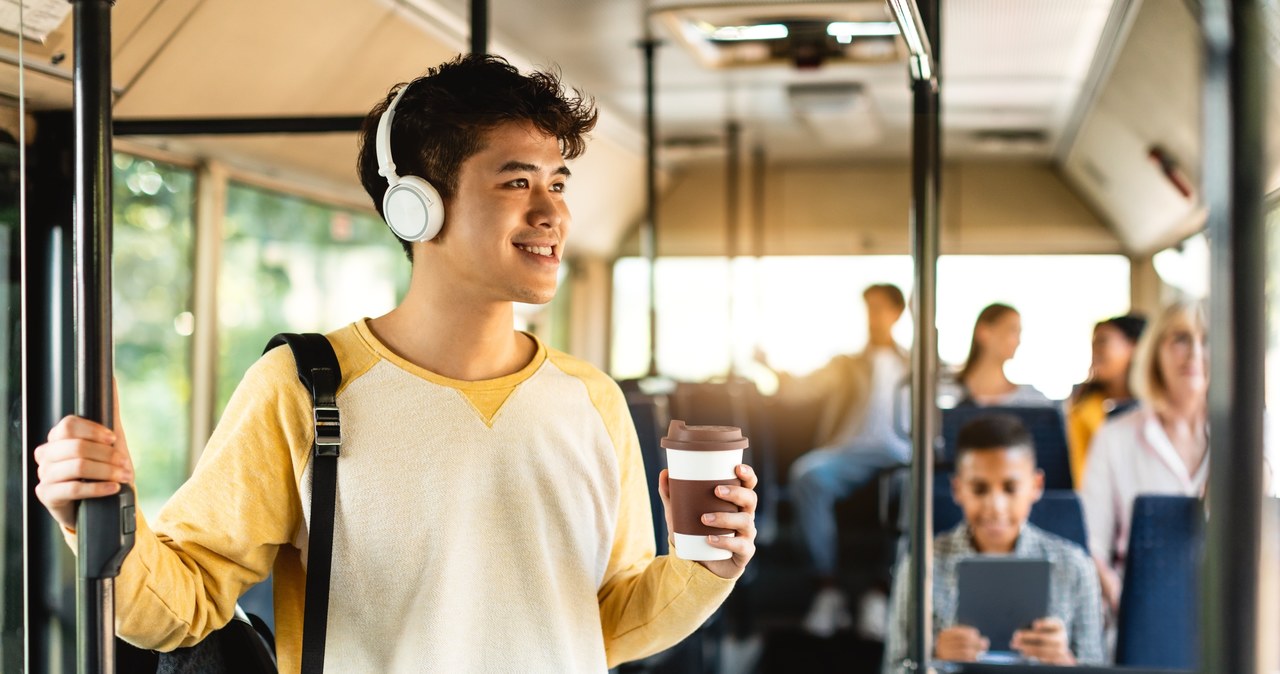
left=68, top=346, right=311, bottom=651
left=550, top=355, right=737, bottom=667
left=1066, top=394, right=1103, bottom=488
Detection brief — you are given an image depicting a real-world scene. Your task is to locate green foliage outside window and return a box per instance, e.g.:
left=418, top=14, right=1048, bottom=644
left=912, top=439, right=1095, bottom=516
left=112, top=154, right=196, bottom=515
left=216, top=183, right=407, bottom=418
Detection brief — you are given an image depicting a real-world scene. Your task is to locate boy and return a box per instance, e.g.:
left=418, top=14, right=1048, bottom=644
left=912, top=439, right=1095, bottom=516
left=883, top=415, right=1102, bottom=672
left=34, top=55, right=757, bottom=673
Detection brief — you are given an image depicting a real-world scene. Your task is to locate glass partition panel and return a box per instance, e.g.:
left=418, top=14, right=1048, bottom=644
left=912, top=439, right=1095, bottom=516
left=0, top=119, right=21, bottom=672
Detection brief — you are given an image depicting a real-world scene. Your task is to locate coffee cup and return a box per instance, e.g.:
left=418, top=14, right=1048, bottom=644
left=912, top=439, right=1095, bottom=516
left=661, top=420, right=749, bottom=561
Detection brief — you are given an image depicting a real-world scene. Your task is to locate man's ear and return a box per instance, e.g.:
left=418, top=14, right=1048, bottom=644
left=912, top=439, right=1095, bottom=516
left=1033, top=468, right=1045, bottom=502
left=951, top=474, right=962, bottom=504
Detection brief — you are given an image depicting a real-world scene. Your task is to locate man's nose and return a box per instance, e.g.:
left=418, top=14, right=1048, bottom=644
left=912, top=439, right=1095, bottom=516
left=528, top=191, right=564, bottom=229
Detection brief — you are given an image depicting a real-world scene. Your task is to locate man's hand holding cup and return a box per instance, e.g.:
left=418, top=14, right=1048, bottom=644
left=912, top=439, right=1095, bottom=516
left=656, top=421, right=758, bottom=580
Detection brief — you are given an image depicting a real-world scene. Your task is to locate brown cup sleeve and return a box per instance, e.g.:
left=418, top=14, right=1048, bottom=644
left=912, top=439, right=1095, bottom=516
left=669, top=478, right=742, bottom=536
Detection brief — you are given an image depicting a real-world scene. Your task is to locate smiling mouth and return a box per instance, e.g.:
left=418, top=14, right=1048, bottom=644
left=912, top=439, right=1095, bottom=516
left=515, top=243, right=557, bottom=259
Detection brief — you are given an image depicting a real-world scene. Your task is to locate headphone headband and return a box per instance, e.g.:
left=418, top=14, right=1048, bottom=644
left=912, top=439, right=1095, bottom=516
left=376, top=85, right=411, bottom=185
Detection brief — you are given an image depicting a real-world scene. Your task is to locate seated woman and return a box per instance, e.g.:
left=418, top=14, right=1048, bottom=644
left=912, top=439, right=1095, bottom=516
left=883, top=415, right=1103, bottom=672
left=1080, top=301, right=1207, bottom=613
left=1066, top=314, right=1148, bottom=486
left=940, top=303, right=1053, bottom=407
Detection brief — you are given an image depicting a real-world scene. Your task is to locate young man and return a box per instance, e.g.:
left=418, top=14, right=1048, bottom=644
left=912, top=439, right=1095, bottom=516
left=883, top=415, right=1103, bottom=672
left=34, top=55, right=757, bottom=673
left=756, top=283, right=909, bottom=638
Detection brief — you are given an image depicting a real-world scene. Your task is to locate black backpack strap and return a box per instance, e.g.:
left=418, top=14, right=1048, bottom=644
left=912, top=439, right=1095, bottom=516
left=264, top=333, right=341, bottom=674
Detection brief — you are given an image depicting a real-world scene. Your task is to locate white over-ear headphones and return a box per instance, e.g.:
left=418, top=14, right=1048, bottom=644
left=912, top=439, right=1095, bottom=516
left=376, top=84, right=446, bottom=243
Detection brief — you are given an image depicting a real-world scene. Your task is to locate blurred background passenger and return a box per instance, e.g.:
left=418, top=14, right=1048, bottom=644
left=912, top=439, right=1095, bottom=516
left=883, top=415, right=1103, bottom=672
left=756, top=284, right=909, bottom=639
left=1066, top=314, right=1148, bottom=485
left=1080, top=301, right=1207, bottom=612
left=941, top=303, right=1052, bottom=407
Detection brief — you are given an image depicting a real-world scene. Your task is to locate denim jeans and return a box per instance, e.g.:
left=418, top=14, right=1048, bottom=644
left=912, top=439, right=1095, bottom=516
left=789, top=440, right=908, bottom=577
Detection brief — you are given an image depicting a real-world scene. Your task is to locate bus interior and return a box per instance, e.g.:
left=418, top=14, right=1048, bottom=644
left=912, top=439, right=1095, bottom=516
left=1, top=0, right=1278, bottom=672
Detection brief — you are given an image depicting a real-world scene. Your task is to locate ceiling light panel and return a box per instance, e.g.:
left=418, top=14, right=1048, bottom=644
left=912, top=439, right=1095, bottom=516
left=653, top=1, right=907, bottom=70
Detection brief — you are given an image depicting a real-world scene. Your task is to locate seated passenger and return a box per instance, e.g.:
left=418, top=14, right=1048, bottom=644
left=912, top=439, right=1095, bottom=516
left=755, top=284, right=910, bottom=638
left=1066, top=314, right=1147, bottom=486
left=884, top=415, right=1104, bottom=672
left=940, top=303, right=1053, bottom=408
left=1080, top=301, right=1207, bottom=613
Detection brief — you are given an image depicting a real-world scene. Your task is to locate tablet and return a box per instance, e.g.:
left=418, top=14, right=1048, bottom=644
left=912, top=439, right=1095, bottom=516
left=955, top=557, right=1052, bottom=654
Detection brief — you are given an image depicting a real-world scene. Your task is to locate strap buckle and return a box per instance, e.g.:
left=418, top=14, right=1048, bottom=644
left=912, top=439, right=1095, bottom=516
left=313, top=405, right=341, bottom=456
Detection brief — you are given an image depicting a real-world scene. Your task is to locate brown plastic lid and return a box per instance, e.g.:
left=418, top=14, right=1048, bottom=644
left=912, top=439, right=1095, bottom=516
left=660, top=420, right=749, bottom=451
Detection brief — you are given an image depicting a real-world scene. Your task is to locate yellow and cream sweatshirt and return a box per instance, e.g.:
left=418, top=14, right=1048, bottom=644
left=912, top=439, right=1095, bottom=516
left=69, top=320, right=735, bottom=672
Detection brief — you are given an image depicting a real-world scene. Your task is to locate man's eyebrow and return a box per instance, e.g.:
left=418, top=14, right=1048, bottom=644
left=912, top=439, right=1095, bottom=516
left=497, top=161, right=572, bottom=178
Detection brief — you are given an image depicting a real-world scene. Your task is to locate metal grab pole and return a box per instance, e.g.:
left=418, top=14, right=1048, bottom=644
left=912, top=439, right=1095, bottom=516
left=1201, top=1, right=1267, bottom=673
left=725, top=120, right=740, bottom=377
left=70, top=2, right=136, bottom=673
left=469, top=0, right=487, bottom=55
left=888, top=0, right=940, bottom=670
left=640, top=37, right=660, bottom=378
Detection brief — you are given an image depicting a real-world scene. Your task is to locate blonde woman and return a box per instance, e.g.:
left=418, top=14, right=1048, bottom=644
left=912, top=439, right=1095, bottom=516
left=1079, top=301, right=1208, bottom=612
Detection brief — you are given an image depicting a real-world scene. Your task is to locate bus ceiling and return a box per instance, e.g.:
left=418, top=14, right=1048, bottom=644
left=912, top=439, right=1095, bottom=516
left=0, top=0, right=1277, bottom=259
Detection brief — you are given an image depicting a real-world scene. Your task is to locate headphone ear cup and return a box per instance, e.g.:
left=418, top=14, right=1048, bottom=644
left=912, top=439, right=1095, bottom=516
left=382, top=176, right=445, bottom=243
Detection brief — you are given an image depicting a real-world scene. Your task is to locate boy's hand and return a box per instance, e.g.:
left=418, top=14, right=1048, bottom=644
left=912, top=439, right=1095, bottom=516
left=1011, top=617, right=1075, bottom=665
left=34, top=389, right=135, bottom=532
left=657, top=464, right=758, bottom=580
left=935, top=625, right=988, bottom=662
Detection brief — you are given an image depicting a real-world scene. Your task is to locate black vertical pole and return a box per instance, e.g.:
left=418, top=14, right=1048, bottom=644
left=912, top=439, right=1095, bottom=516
left=725, top=120, right=740, bottom=378
left=1201, top=1, right=1266, bottom=673
left=70, top=2, right=135, bottom=673
left=640, top=38, right=660, bottom=378
left=905, top=0, right=940, bottom=670
left=469, top=0, right=487, bottom=55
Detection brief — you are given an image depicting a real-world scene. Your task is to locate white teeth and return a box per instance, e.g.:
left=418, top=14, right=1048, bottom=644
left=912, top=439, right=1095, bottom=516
left=517, top=244, right=554, bottom=257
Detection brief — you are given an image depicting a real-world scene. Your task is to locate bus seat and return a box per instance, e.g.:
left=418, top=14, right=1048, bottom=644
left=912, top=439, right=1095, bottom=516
left=1115, top=495, right=1203, bottom=670
left=941, top=406, right=1073, bottom=490
left=625, top=392, right=671, bottom=556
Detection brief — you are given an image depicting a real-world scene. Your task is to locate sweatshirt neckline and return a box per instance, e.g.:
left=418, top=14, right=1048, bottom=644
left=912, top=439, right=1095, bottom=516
left=353, top=318, right=547, bottom=391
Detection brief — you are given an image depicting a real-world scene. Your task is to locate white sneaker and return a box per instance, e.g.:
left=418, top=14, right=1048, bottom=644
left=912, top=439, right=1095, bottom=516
left=801, top=587, right=852, bottom=638
left=855, top=589, right=889, bottom=642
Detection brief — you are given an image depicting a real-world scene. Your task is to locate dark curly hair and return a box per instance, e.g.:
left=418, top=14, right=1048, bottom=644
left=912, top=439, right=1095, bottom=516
left=357, top=54, right=598, bottom=260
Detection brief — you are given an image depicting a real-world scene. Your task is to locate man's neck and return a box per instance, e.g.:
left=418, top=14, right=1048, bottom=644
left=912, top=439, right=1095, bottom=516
left=868, top=333, right=895, bottom=348
left=368, top=273, right=535, bottom=382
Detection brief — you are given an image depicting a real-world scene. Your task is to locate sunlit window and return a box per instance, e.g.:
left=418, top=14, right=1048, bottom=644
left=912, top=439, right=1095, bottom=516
left=612, top=255, right=1130, bottom=400
left=217, top=183, right=408, bottom=416
left=112, top=154, right=196, bottom=515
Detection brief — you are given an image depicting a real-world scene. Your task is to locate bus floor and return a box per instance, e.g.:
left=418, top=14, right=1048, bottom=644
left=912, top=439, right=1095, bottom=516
left=701, top=499, right=894, bottom=674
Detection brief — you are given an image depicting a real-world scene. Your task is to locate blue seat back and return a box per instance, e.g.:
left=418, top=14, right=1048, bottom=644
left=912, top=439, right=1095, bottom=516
left=932, top=484, right=1088, bottom=552
left=941, top=405, right=1073, bottom=490
left=626, top=393, right=670, bottom=556
left=1115, top=495, right=1203, bottom=670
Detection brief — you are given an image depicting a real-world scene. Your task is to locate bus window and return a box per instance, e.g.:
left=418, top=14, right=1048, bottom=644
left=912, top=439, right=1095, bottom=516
left=215, top=182, right=407, bottom=418
left=111, top=154, right=197, bottom=514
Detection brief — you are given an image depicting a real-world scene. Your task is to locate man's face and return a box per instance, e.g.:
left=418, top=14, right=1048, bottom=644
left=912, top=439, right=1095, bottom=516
left=865, top=291, right=903, bottom=340
left=952, top=448, right=1042, bottom=554
left=421, top=121, right=570, bottom=305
